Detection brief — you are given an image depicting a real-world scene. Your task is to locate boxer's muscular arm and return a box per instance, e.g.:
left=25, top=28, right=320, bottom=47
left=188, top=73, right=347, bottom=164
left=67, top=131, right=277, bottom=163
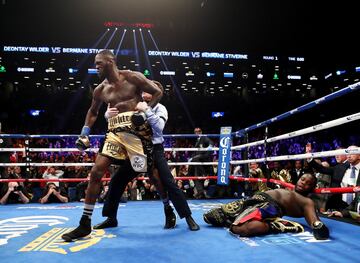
left=301, top=195, right=330, bottom=240
left=84, top=85, right=103, bottom=128
left=301, top=196, right=319, bottom=226
left=127, top=72, right=163, bottom=108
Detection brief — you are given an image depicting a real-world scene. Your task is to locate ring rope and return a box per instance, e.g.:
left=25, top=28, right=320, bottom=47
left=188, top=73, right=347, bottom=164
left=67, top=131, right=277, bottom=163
left=1, top=147, right=359, bottom=167
left=1, top=176, right=358, bottom=194
left=231, top=148, right=360, bottom=165
left=0, top=134, right=220, bottom=139
left=1, top=111, right=357, bottom=154
left=233, top=81, right=360, bottom=136
left=0, top=148, right=26, bottom=152
left=1, top=112, right=358, bottom=154
left=28, top=148, right=99, bottom=152
left=231, top=112, right=360, bottom=151
left=0, top=148, right=359, bottom=167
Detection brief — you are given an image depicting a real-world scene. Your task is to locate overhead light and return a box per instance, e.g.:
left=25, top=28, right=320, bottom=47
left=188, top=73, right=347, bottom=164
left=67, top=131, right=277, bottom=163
left=45, top=68, right=55, bottom=73
left=160, top=71, right=175, bottom=76
left=17, top=67, right=34, bottom=72
left=336, top=70, right=346, bottom=75
left=224, top=72, right=233, bottom=78
left=324, top=73, right=332, bottom=79
left=287, top=75, right=301, bottom=80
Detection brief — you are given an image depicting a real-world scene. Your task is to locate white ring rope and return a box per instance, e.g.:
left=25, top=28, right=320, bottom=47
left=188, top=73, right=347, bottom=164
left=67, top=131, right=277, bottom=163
left=0, top=148, right=26, bottom=152
left=28, top=148, right=99, bottom=152
left=0, top=147, right=217, bottom=153
left=1, top=112, right=357, bottom=154
left=231, top=112, right=360, bottom=151
left=1, top=148, right=359, bottom=167
left=231, top=148, right=360, bottom=165
left=0, top=110, right=358, bottom=169
left=163, top=147, right=219, bottom=152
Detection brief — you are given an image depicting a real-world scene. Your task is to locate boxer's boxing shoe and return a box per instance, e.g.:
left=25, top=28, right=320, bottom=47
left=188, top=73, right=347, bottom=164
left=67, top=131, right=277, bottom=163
left=93, top=217, right=118, bottom=229
left=62, top=216, right=91, bottom=242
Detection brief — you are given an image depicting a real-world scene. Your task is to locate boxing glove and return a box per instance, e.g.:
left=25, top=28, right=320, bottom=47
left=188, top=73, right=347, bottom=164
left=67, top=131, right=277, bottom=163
left=76, top=136, right=90, bottom=151
left=312, top=221, right=329, bottom=240
left=131, top=112, right=147, bottom=127
left=76, top=126, right=91, bottom=151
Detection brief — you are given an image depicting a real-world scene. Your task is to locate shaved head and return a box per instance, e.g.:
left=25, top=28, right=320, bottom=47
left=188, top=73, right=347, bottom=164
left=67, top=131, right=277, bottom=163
left=97, top=49, right=116, bottom=62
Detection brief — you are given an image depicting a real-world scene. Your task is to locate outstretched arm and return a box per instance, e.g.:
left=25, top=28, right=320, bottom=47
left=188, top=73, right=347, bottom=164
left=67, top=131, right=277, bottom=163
left=305, top=143, right=334, bottom=176
left=302, top=198, right=329, bottom=240
left=308, top=159, right=335, bottom=176
left=302, top=198, right=319, bottom=226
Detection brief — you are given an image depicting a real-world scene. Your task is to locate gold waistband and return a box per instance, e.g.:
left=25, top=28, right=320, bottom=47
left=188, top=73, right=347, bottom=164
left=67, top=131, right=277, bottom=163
left=108, top=111, right=135, bottom=130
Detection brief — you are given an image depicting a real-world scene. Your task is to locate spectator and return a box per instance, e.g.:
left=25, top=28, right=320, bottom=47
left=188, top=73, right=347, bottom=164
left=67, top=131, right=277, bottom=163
left=340, top=146, right=360, bottom=205
left=306, top=144, right=359, bottom=210
left=0, top=122, right=12, bottom=181
left=42, top=166, right=64, bottom=188
left=188, top=127, right=214, bottom=199
left=248, top=162, right=267, bottom=194
left=329, top=191, right=360, bottom=224
left=0, top=182, right=30, bottom=205
left=290, top=160, right=305, bottom=184
left=63, top=166, right=88, bottom=202
left=312, top=160, right=332, bottom=212
left=39, top=182, right=68, bottom=204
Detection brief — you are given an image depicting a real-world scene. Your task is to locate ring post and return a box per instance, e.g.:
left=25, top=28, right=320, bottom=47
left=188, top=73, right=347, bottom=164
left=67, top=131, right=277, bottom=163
left=263, top=126, right=271, bottom=188
left=217, top=127, right=232, bottom=185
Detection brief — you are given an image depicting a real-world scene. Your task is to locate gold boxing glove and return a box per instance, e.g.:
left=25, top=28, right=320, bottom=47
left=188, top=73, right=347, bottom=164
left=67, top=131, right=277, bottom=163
left=75, top=136, right=90, bottom=151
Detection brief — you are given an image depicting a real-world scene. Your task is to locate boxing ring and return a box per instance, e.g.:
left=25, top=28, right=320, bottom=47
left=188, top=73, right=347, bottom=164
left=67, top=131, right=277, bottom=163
left=0, top=82, right=360, bottom=262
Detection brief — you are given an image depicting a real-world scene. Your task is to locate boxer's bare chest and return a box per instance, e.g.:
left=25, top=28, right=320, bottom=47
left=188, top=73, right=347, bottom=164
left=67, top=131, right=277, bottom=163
left=101, top=80, right=141, bottom=112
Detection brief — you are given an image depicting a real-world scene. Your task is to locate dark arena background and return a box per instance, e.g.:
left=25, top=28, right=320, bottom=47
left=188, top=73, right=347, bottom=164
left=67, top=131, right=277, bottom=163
left=0, top=1, right=359, bottom=262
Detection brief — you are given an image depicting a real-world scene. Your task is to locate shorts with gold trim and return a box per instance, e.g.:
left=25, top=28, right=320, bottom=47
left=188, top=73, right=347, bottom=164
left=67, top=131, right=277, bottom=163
left=231, top=193, right=284, bottom=225
left=203, top=193, right=283, bottom=227
left=99, top=111, right=153, bottom=173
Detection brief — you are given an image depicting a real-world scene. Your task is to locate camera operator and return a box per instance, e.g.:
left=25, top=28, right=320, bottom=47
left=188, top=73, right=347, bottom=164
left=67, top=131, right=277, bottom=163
left=39, top=182, right=68, bottom=204
left=0, top=182, right=30, bottom=205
